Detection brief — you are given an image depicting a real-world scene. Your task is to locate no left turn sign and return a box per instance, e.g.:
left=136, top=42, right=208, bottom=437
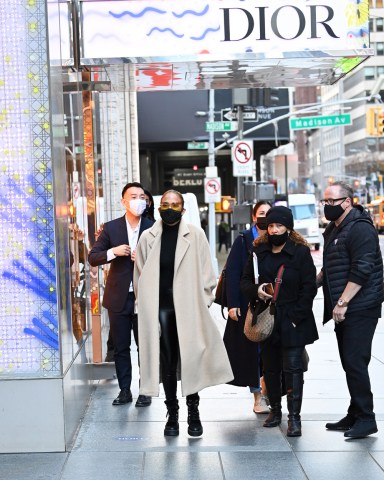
left=204, top=177, right=221, bottom=203
left=232, top=140, right=253, bottom=176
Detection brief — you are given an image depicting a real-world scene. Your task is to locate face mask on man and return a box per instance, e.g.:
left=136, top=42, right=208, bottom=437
left=128, top=199, right=147, bottom=216
left=268, top=231, right=289, bottom=246
left=324, top=204, right=345, bottom=222
left=160, top=208, right=183, bottom=225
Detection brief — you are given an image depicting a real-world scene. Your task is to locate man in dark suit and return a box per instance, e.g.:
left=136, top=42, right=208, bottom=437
left=89, top=182, right=154, bottom=406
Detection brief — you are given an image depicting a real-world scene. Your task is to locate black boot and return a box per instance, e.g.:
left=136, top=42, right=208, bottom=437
left=286, top=372, right=303, bottom=437
left=164, top=399, right=179, bottom=436
left=186, top=393, right=203, bottom=437
left=263, top=372, right=282, bottom=428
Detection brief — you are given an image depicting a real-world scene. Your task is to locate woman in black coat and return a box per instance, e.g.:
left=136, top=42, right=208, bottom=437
left=240, top=206, right=318, bottom=437
left=224, top=200, right=271, bottom=414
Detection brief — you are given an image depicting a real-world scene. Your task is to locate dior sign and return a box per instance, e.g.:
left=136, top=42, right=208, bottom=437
left=221, top=5, right=339, bottom=42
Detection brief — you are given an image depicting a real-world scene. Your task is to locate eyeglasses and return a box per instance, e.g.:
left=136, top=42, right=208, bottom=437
left=320, top=197, right=347, bottom=206
left=159, top=202, right=183, bottom=211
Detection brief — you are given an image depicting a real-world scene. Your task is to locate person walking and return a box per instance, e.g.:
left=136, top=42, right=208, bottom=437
left=224, top=200, right=271, bottom=414
left=88, top=182, right=154, bottom=407
left=134, top=189, right=233, bottom=437
left=241, top=206, right=318, bottom=437
left=317, top=181, right=383, bottom=438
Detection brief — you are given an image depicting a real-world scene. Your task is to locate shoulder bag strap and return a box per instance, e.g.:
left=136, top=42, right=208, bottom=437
left=272, top=264, right=285, bottom=304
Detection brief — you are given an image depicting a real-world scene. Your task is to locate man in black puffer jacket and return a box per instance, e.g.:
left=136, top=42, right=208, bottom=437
left=317, top=181, right=383, bottom=439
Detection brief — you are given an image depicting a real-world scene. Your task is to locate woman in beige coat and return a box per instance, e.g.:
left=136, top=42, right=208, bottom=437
left=134, top=190, right=233, bottom=437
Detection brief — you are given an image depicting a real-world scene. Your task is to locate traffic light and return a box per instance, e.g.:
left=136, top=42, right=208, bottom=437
left=263, top=88, right=279, bottom=107
left=378, top=110, right=384, bottom=136
left=366, top=107, right=377, bottom=136
left=215, top=196, right=235, bottom=213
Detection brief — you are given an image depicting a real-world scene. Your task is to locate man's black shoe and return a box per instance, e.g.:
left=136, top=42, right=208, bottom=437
left=112, top=388, right=132, bottom=405
left=135, top=395, right=152, bottom=407
left=344, top=420, right=378, bottom=439
left=325, top=415, right=356, bottom=431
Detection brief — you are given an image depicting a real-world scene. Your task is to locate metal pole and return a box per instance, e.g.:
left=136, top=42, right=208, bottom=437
left=237, top=105, right=244, bottom=204
left=208, top=89, right=219, bottom=276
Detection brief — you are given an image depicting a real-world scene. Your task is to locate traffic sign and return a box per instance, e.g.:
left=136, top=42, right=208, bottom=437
left=204, top=177, right=221, bottom=203
left=222, top=110, right=257, bottom=121
left=205, top=121, right=238, bottom=132
left=187, top=141, right=208, bottom=150
left=232, top=140, right=253, bottom=177
left=290, top=114, right=352, bottom=130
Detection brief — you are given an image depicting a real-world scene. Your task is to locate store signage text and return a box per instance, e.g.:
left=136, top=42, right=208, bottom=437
left=222, top=5, right=339, bottom=42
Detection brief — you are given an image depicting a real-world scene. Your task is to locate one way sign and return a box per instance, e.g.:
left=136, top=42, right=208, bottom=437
left=222, top=109, right=258, bottom=121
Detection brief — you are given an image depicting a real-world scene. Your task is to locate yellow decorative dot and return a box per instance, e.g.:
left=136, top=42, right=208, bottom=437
left=31, top=216, right=36, bottom=222
left=28, top=0, right=36, bottom=6
left=42, top=122, right=49, bottom=130
left=0, top=80, right=5, bottom=87
left=29, top=22, right=37, bottom=32
left=27, top=72, right=33, bottom=79
left=42, top=219, right=47, bottom=223
left=15, top=92, right=21, bottom=99
left=39, top=106, right=46, bottom=113
left=32, top=87, right=39, bottom=94
left=28, top=187, right=33, bottom=193
left=49, top=286, right=55, bottom=292
left=13, top=174, right=20, bottom=181
left=47, top=184, right=52, bottom=190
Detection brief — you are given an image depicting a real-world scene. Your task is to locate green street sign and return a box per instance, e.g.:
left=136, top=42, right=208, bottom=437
left=290, top=114, right=352, bottom=130
left=187, top=142, right=208, bottom=150
left=205, top=121, right=238, bottom=132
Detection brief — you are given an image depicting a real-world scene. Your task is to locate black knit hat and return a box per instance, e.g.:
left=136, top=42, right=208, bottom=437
left=266, top=206, right=294, bottom=230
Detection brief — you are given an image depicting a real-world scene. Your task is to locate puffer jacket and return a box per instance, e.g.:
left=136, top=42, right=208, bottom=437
left=322, top=205, right=384, bottom=323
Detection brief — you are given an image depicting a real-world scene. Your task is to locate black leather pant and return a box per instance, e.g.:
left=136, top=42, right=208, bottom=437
left=159, top=308, right=198, bottom=403
left=159, top=308, right=180, bottom=401
left=261, top=342, right=304, bottom=408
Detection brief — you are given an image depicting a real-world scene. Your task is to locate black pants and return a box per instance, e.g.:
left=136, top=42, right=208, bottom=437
left=261, top=341, right=304, bottom=402
left=108, top=292, right=138, bottom=390
left=335, top=312, right=378, bottom=421
left=159, top=308, right=198, bottom=402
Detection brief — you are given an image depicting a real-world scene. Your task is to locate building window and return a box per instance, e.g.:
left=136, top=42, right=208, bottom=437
left=378, top=66, right=384, bottom=76
left=377, top=42, right=384, bottom=55
left=376, top=0, right=384, bottom=8
left=377, top=18, right=384, bottom=32
left=365, top=67, right=375, bottom=80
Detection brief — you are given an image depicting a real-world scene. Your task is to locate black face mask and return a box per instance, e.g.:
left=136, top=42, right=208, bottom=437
left=268, top=231, right=289, bottom=246
left=324, top=204, right=345, bottom=222
left=256, top=217, right=267, bottom=230
left=160, top=209, right=183, bottom=225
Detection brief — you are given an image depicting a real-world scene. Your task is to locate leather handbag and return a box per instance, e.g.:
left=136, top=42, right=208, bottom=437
left=213, top=264, right=227, bottom=319
left=244, top=263, right=285, bottom=342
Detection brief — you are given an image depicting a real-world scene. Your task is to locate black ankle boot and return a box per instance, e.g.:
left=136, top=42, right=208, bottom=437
left=285, top=372, right=303, bottom=437
left=164, top=399, right=179, bottom=436
left=263, top=404, right=282, bottom=427
left=186, top=393, right=203, bottom=437
left=287, top=417, right=302, bottom=437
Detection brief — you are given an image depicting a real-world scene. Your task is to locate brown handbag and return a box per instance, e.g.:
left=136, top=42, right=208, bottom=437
left=244, top=264, right=285, bottom=342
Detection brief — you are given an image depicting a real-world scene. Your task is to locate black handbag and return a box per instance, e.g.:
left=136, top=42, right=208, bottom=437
left=214, top=264, right=227, bottom=319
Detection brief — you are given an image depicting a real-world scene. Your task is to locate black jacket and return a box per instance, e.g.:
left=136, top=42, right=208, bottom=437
left=240, top=238, right=318, bottom=347
left=322, top=205, right=384, bottom=323
left=88, top=215, right=154, bottom=312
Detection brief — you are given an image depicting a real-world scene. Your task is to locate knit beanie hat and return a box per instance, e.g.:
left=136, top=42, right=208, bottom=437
left=266, top=206, right=294, bottom=230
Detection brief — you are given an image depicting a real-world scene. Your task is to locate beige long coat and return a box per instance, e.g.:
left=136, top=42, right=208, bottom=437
left=134, top=219, right=233, bottom=397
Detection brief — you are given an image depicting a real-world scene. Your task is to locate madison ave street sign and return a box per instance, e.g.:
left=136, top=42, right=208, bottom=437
left=205, top=121, right=238, bottom=132
left=290, top=114, right=352, bottom=131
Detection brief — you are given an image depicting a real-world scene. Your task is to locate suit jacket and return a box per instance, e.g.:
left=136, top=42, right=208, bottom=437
left=88, top=215, right=154, bottom=312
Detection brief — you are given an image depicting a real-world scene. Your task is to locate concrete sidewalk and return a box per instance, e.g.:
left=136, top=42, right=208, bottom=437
left=1, top=250, right=384, bottom=479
